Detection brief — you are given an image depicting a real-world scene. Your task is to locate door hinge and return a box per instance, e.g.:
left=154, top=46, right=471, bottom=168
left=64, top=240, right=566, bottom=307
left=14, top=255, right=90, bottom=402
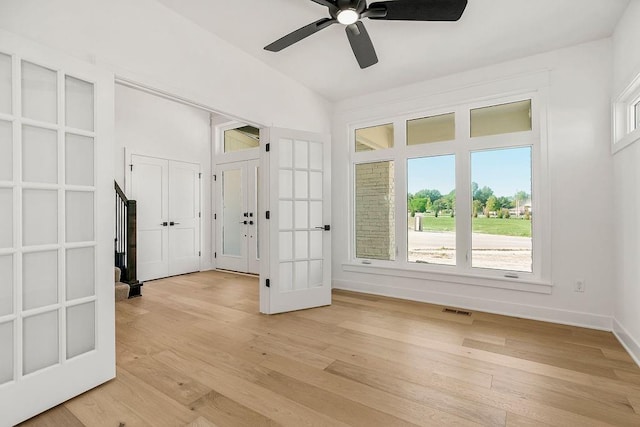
left=198, top=212, right=201, bottom=218
left=214, top=252, right=217, bottom=259
left=198, top=172, right=202, bottom=179
left=198, top=251, right=201, bottom=257
left=265, top=210, right=270, bottom=219
left=130, top=164, right=133, bottom=172
left=213, top=174, right=217, bottom=181
left=214, top=213, right=217, bottom=220
left=266, top=279, right=270, bottom=288
left=265, top=143, right=270, bottom=152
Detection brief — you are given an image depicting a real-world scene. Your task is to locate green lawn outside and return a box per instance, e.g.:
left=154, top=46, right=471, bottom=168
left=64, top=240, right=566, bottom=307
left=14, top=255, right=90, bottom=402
left=418, top=215, right=531, bottom=237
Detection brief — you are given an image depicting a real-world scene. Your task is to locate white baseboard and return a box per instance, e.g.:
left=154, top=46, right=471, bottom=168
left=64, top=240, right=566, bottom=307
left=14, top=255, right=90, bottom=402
left=332, top=279, right=613, bottom=331
left=613, top=318, right=640, bottom=367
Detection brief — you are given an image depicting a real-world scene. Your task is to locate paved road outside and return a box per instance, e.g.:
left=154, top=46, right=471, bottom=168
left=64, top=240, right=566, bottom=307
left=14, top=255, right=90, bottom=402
left=408, top=230, right=532, bottom=271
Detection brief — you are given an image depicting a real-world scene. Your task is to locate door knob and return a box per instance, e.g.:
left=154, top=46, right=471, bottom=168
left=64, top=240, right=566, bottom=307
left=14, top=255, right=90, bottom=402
left=315, top=225, right=331, bottom=231
left=239, top=220, right=248, bottom=224
left=161, top=222, right=168, bottom=226
left=249, top=220, right=254, bottom=225
left=169, top=221, right=180, bottom=226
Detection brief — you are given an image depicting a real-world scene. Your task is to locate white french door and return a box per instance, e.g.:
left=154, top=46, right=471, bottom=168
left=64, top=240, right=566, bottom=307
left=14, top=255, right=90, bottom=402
left=129, top=155, right=201, bottom=281
left=260, top=128, right=331, bottom=314
left=216, top=159, right=260, bottom=274
left=0, top=31, right=115, bottom=425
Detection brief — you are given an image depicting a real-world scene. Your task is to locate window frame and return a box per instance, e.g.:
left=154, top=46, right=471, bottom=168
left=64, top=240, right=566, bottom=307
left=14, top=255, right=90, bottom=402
left=348, top=91, right=550, bottom=288
left=612, top=72, right=640, bottom=153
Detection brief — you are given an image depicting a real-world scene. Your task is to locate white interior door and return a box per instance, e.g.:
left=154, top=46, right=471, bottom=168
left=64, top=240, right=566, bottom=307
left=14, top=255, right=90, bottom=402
left=130, top=155, right=169, bottom=281
left=216, top=160, right=259, bottom=274
left=130, top=155, right=200, bottom=281
left=168, top=160, right=201, bottom=276
left=260, top=128, right=331, bottom=314
left=0, top=31, right=115, bottom=425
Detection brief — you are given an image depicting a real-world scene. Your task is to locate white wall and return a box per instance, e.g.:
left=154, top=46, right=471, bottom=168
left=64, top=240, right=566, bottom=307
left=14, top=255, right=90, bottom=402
left=115, top=84, right=214, bottom=270
left=612, top=1, right=640, bottom=363
left=0, top=0, right=332, bottom=133
left=332, top=39, right=615, bottom=329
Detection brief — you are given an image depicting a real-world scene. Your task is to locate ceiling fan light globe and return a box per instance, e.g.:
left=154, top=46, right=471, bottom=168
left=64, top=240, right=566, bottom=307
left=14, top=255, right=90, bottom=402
left=337, top=9, right=359, bottom=25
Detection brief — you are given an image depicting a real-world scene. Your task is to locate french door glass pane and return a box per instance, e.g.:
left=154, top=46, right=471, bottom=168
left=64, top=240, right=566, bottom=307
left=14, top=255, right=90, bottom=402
left=355, top=161, right=395, bottom=260
left=407, top=113, right=455, bottom=145
left=65, top=76, right=94, bottom=131
left=0, top=255, right=12, bottom=316
left=0, top=53, right=11, bottom=114
left=65, top=133, right=94, bottom=186
left=66, top=191, right=94, bottom=242
left=23, top=189, right=58, bottom=246
left=66, top=247, right=95, bottom=300
left=407, top=155, right=456, bottom=265
left=66, top=302, right=95, bottom=359
left=471, top=147, right=532, bottom=272
left=0, top=188, right=12, bottom=249
left=355, top=123, right=394, bottom=152
left=22, top=125, right=57, bottom=184
left=0, top=120, right=12, bottom=181
left=471, top=100, right=532, bottom=138
left=23, top=310, right=59, bottom=375
left=22, top=250, right=58, bottom=310
left=22, top=61, right=57, bottom=124
left=222, top=168, right=242, bottom=256
left=0, top=321, right=13, bottom=384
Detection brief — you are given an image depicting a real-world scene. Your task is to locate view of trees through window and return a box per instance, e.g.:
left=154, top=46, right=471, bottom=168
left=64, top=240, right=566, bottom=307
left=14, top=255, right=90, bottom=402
left=407, top=147, right=532, bottom=272
left=471, top=147, right=532, bottom=272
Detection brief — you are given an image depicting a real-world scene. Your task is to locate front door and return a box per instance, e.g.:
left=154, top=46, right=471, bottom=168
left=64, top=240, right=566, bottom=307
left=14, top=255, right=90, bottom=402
left=0, top=30, right=115, bottom=425
left=260, top=128, right=331, bottom=314
left=216, top=159, right=260, bottom=274
left=130, top=155, right=201, bottom=281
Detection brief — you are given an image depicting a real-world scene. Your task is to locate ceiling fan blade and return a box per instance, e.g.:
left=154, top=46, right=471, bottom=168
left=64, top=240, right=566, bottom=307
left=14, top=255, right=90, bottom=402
left=309, top=0, right=337, bottom=9
left=264, top=18, right=337, bottom=52
left=345, top=21, right=378, bottom=69
left=368, top=0, right=468, bottom=21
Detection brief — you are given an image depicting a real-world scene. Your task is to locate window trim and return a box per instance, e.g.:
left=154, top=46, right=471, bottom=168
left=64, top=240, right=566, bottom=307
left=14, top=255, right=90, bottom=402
left=612, top=72, right=640, bottom=154
left=348, top=90, right=551, bottom=288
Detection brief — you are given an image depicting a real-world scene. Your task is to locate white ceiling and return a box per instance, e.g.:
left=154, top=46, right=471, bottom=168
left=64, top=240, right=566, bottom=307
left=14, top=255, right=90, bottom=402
left=157, top=0, right=630, bottom=102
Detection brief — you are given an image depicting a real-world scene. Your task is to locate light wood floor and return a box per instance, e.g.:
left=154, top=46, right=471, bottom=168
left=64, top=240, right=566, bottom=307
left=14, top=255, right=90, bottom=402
left=21, top=270, right=640, bottom=426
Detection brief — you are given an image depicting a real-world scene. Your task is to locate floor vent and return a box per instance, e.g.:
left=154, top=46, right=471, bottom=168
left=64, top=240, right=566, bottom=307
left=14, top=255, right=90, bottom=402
left=443, top=308, right=472, bottom=316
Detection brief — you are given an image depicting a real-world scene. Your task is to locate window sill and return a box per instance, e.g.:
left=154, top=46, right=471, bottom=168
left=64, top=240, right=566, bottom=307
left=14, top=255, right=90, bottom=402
left=342, top=263, right=553, bottom=294
left=612, top=127, right=640, bottom=154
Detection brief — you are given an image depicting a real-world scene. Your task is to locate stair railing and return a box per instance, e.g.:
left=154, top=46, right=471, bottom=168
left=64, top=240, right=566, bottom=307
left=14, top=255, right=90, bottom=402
left=114, top=181, right=141, bottom=296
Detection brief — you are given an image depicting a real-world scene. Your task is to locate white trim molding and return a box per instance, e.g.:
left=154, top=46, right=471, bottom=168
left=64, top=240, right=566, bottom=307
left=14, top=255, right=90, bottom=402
left=613, top=318, right=640, bottom=367
left=333, top=278, right=612, bottom=331
left=612, top=71, right=640, bottom=154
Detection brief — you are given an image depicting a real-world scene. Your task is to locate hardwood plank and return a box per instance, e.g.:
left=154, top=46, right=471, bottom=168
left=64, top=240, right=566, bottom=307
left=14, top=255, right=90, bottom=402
left=26, top=271, right=640, bottom=427
left=19, top=404, right=84, bottom=427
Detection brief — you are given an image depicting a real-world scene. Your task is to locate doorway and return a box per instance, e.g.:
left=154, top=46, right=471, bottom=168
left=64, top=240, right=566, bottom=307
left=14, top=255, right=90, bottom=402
left=129, top=154, right=201, bottom=281
left=215, top=160, right=260, bottom=274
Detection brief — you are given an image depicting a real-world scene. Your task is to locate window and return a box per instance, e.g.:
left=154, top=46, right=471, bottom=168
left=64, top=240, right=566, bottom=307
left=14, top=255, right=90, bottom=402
left=355, top=161, right=395, bottom=260
left=352, top=96, right=541, bottom=280
left=471, top=147, right=532, bottom=272
left=355, top=123, right=393, bottom=152
left=407, top=155, right=456, bottom=265
left=613, top=74, right=640, bottom=152
left=224, top=125, right=259, bottom=153
left=407, top=113, right=455, bottom=145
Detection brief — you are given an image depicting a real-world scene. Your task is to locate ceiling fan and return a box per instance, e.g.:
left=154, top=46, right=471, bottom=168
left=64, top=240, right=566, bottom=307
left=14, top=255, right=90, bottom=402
left=264, top=0, right=468, bottom=69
